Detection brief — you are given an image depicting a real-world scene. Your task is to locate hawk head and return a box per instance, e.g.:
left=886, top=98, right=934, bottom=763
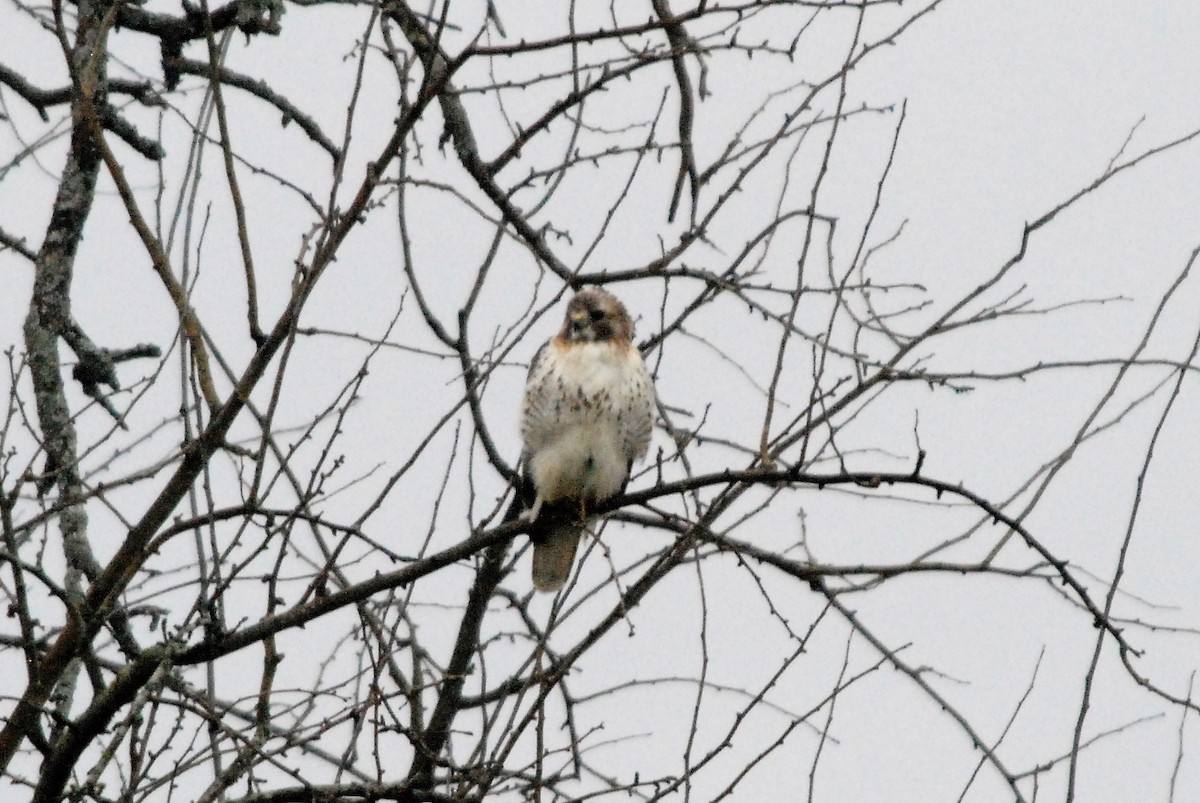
left=560, top=288, right=634, bottom=344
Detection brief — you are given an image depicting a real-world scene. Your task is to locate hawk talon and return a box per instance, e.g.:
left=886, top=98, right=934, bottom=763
left=523, top=496, right=544, bottom=523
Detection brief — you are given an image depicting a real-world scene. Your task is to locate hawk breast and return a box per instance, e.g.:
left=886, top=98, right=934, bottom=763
left=522, top=339, right=654, bottom=504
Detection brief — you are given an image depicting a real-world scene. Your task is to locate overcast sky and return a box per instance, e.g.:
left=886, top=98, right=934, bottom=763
left=4, top=2, right=1200, bottom=801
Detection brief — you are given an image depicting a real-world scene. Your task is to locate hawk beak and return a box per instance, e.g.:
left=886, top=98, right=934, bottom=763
left=569, top=310, right=589, bottom=324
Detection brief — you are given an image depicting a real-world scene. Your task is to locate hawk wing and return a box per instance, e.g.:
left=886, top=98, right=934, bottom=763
left=616, top=346, right=655, bottom=469
left=519, top=339, right=557, bottom=465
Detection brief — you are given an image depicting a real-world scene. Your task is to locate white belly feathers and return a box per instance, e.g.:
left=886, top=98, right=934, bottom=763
left=524, top=340, right=642, bottom=503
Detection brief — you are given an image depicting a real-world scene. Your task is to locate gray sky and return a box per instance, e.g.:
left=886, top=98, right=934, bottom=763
left=3, top=2, right=1200, bottom=801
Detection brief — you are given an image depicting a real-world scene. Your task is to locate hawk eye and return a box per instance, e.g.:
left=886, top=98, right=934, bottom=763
left=588, top=309, right=606, bottom=322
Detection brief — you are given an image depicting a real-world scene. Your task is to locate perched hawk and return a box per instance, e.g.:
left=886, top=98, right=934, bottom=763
left=520, top=288, right=656, bottom=592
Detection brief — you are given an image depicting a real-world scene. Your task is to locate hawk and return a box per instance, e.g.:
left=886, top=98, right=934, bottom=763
left=520, top=288, right=656, bottom=592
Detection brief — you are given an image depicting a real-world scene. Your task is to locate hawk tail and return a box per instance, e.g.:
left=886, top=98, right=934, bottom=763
left=531, top=518, right=585, bottom=592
